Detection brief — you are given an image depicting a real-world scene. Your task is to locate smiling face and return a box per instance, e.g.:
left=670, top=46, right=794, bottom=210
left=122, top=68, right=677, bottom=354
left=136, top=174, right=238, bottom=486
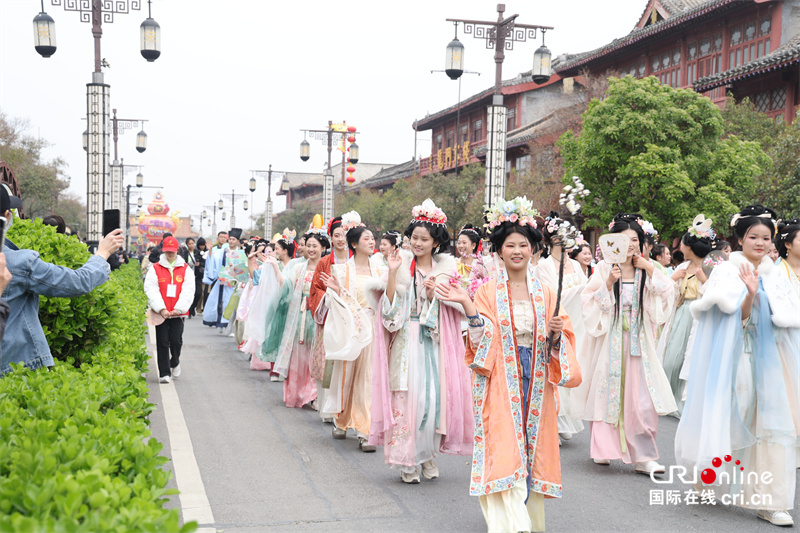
left=456, top=235, right=475, bottom=257
left=621, top=229, right=640, bottom=259
left=228, top=236, right=240, bottom=249
left=499, top=231, right=532, bottom=274
left=409, top=226, right=437, bottom=259
left=354, top=230, right=375, bottom=257
left=305, top=237, right=323, bottom=261
left=296, top=237, right=306, bottom=258
left=739, top=222, right=772, bottom=263
left=576, top=245, right=593, bottom=267
left=657, top=247, right=671, bottom=266
left=332, top=227, right=347, bottom=253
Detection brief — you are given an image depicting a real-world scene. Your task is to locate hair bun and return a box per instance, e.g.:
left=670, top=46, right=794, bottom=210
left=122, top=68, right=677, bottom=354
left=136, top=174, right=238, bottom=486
left=613, top=213, right=641, bottom=224
left=778, top=218, right=800, bottom=231
left=739, top=205, right=777, bottom=219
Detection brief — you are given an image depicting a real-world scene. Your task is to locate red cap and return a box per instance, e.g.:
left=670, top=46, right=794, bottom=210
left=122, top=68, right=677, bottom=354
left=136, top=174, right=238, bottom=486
left=162, top=236, right=179, bottom=252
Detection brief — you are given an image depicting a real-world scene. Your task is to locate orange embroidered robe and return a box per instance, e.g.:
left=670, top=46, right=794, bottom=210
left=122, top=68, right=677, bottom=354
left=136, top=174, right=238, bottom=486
left=466, top=274, right=582, bottom=498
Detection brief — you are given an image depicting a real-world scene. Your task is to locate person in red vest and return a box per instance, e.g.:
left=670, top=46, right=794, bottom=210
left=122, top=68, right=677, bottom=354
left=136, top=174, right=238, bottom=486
left=145, top=236, right=196, bottom=383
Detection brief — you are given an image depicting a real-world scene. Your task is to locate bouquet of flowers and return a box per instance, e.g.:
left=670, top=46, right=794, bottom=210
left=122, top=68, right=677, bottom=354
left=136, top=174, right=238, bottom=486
left=447, top=270, right=490, bottom=300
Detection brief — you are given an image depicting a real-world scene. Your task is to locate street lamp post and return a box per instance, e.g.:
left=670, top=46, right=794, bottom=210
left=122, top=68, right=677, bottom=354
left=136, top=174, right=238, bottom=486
left=446, top=3, right=552, bottom=208
left=299, top=122, right=360, bottom=221
left=33, top=0, right=161, bottom=244
left=203, top=205, right=219, bottom=238
left=251, top=166, right=287, bottom=240
left=218, top=190, right=248, bottom=232
left=110, top=109, right=147, bottom=211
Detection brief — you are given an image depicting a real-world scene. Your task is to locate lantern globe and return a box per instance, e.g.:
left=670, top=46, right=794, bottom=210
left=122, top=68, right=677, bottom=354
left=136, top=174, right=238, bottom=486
left=137, top=196, right=143, bottom=208
left=531, top=44, right=552, bottom=85
left=136, top=172, right=144, bottom=187
left=249, top=177, right=256, bottom=192
left=445, top=38, right=464, bottom=80
left=136, top=130, right=147, bottom=153
left=140, top=17, right=161, bottom=62
left=300, top=140, right=310, bottom=161
left=33, top=12, right=57, bottom=58
left=348, top=142, right=359, bottom=164
left=243, top=200, right=249, bottom=211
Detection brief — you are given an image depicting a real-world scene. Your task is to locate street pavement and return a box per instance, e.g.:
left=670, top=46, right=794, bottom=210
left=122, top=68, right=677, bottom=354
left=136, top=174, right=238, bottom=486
left=146, top=317, right=797, bottom=532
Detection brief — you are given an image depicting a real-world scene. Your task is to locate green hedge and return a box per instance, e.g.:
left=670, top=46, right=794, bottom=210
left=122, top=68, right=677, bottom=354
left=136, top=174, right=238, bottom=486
left=0, top=220, right=196, bottom=532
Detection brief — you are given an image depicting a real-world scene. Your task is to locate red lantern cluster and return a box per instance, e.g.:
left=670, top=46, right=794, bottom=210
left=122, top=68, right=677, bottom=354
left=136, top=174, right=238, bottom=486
left=346, top=125, right=357, bottom=184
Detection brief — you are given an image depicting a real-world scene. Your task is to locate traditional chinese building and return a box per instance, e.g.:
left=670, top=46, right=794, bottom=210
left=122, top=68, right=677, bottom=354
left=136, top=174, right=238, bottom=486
left=556, top=0, right=800, bottom=122
left=413, top=75, right=584, bottom=177
left=276, top=162, right=394, bottom=211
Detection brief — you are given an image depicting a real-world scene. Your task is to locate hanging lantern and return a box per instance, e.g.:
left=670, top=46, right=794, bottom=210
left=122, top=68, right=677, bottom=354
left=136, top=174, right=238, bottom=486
left=207, top=219, right=211, bottom=226
left=249, top=177, right=256, bottom=192
left=300, top=139, right=310, bottom=161
left=531, top=43, right=552, bottom=85
left=33, top=10, right=57, bottom=58
left=82, top=130, right=88, bottom=152
left=348, top=142, right=359, bottom=164
left=202, top=209, right=208, bottom=218
left=136, top=172, right=143, bottom=187
left=218, top=199, right=224, bottom=210
left=137, top=196, right=143, bottom=208
left=140, top=6, right=161, bottom=63
left=346, top=175, right=356, bottom=184
left=136, top=130, right=147, bottom=153
left=347, top=136, right=356, bottom=143
left=445, top=37, right=464, bottom=80
left=347, top=126, right=356, bottom=133
left=221, top=212, right=226, bottom=221
left=346, top=165, right=356, bottom=174
left=243, top=200, right=249, bottom=211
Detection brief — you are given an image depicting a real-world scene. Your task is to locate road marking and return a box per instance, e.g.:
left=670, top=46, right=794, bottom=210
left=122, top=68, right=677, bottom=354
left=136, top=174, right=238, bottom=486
left=149, top=327, right=215, bottom=530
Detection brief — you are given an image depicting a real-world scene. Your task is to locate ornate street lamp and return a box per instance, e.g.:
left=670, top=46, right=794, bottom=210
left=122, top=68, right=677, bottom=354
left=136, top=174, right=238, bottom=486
left=136, top=172, right=143, bottom=187
left=249, top=177, right=256, bottom=192
left=202, top=209, right=208, bottom=219
left=300, top=139, right=310, bottom=162
left=82, top=129, right=88, bottom=152
left=136, top=129, right=147, bottom=153
left=221, top=212, right=226, bottom=221
left=243, top=200, right=249, bottom=211
left=532, top=33, right=552, bottom=85
left=444, top=23, right=464, bottom=81
left=140, top=0, right=161, bottom=62
left=218, top=199, right=224, bottom=210
left=137, top=196, right=143, bottom=208
left=33, top=2, right=57, bottom=58
left=349, top=142, right=359, bottom=164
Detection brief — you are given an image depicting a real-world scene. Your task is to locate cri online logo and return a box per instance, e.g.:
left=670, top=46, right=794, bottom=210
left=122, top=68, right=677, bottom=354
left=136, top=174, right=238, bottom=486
left=701, top=455, right=743, bottom=484
left=651, top=455, right=772, bottom=486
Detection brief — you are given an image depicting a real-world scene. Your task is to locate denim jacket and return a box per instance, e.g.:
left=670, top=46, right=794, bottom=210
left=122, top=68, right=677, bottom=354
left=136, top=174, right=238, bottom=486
left=1, top=239, right=111, bottom=375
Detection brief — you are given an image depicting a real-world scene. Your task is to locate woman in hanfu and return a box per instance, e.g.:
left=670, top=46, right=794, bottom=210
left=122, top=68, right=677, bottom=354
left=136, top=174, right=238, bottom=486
left=676, top=206, right=800, bottom=527
left=437, top=197, right=581, bottom=533
left=374, top=231, right=401, bottom=272
left=259, top=230, right=328, bottom=408
left=657, top=215, right=713, bottom=416
left=368, top=199, right=473, bottom=484
left=455, top=224, right=489, bottom=280
left=535, top=212, right=588, bottom=442
left=242, top=234, right=296, bottom=378
left=317, top=223, right=381, bottom=452
left=309, top=216, right=352, bottom=425
left=578, top=213, right=676, bottom=475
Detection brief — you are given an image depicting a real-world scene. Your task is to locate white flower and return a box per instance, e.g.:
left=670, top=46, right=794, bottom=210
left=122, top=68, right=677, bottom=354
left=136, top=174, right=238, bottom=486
left=563, top=185, right=573, bottom=193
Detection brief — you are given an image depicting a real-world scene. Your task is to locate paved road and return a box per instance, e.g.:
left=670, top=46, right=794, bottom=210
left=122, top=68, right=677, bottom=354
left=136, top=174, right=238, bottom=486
left=146, top=318, right=796, bottom=532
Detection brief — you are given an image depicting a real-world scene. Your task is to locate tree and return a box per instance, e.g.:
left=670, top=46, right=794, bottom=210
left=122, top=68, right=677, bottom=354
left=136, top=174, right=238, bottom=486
left=721, top=96, right=800, bottom=218
left=558, top=76, right=770, bottom=240
left=0, top=110, right=70, bottom=219
left=56, top=192, right=87, bottom=237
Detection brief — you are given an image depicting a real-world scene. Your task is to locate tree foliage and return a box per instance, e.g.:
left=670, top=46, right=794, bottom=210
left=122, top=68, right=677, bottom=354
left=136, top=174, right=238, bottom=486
left=0, top=111, right=71, bottom=219
left=721, top=96, right=800, bottom=218
left=558, top=76, right=769, bottom=240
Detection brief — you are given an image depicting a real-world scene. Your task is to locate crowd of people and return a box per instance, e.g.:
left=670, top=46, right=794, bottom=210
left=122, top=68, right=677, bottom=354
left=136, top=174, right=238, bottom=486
left=170, top=196, right=800, bottom=532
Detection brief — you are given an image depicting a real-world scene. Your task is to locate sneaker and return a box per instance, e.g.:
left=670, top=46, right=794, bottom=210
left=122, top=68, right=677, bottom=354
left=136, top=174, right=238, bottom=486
left=359, top=437, right=376, bottom=453
left=401, top=469, right=420, bottom=484
left=635, top=461, right=666, bottom=475
left=421, top=459, right=439, bottom=480
left=559, top=431, right=573, bottom=441
left=269, top=375, right=279, bottom=382
left=310, top=399, right=318, bottom=411
left=228, top=332, right=235, bottom=337
left=332, top=426, right=346, bottom=439
left=172, top=364, right=181, bottom=378
left=217, top=328, right=224, bottom=335
left=758, top=510, right=794, bottom=526
left=593, top=458, right=610, bottom=465
left=322, top=417, right=334, bottom=424
left=158, top=375, right=171, bottom=384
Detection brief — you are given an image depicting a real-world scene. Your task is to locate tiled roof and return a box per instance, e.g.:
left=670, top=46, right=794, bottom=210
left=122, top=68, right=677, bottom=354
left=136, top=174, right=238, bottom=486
left=277, top=172, right=323, bottom=195
left=694, top=34, right=800, bottom=91
left=556, top=0, right=738, bottom=74
left=358, top=159, right=417, bottom=189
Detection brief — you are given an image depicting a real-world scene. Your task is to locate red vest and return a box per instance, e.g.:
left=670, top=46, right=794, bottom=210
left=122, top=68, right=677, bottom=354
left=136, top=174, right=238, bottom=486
left=154, top=263, right=189, bottom=316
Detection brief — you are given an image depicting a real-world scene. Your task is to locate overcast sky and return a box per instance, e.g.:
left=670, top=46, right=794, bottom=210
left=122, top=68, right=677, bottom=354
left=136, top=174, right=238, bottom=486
left=1, top=0, right=645, bottom=233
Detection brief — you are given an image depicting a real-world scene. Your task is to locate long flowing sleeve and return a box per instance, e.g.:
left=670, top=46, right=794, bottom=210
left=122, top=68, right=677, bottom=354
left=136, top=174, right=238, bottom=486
left=581, top=262, right=615, bottom=338
left=465, top=282, right=500, bottom=378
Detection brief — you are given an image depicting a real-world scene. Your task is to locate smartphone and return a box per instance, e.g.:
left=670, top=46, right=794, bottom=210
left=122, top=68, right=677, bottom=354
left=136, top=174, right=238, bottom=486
left=102, top=209, right=121, bottom=237
left=0, top=216, right=6, bottom=252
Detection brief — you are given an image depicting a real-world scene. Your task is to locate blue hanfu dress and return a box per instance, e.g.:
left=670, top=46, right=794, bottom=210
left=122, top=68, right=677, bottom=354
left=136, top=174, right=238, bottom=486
left=203, top=245, right=234, bottom=328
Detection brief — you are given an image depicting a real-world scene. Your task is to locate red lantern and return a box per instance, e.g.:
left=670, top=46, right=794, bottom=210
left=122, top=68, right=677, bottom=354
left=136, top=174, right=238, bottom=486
left=346, top=175, right=356, bottom=184
left=347, top=136, right=356, bottom=143
left=347, top=166, right=356, bottom=174
left=347, top=125, right=356, bottom=133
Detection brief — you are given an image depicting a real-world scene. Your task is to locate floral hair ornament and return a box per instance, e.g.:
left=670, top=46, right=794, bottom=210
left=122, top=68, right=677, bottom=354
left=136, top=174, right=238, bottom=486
left=307, top=214, right=328, bottom=237
left=545, top=212, right=584, bottom=251
left=559, top=176, right=590, bottom=215
left=688, top=214, right=716, bottom=240
left=484, top=196, right=540, bottom=231
left=640, top=220, right=658, bottom=236
left=341, top=211, right=365, bottom=232
left=411, top=198, right=447, bottom=226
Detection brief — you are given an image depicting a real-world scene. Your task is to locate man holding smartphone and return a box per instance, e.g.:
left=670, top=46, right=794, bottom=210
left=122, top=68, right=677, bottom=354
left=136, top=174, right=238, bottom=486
left=0, top=185, right=123, bottom=376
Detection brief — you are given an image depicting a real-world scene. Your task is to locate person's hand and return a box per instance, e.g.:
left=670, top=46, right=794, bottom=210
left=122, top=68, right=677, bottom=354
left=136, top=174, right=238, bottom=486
left=739, top=264, right=759, bottom=295
left=256, top=252, right=269, bottom=263
left=321, top=272, right=341, bottom=295
left=434, top=281, right=470, bottom=306
left=97, top=228, right=124, bottom=259
left=387, top=248, right=402, bottom=272
left=0, top=253, right=12, bottom=294
left=160, top=309, right=170, bottom=319
left=671, top=269, right=687, bottom=282
left=548, top=315, right=563, bottom=337
left=632, top=253, right=654, bottom=275
left=169, top=310, right=182, bottom=317
left=424, top=275, right=436, bottom=300
left=606, top=264, right=621, bottom=290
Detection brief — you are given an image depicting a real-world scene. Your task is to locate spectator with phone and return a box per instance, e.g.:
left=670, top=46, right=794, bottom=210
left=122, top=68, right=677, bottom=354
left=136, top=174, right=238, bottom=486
left=144, top=236, right=195, bottom=383
left=0, top=185, right=123, bottom=376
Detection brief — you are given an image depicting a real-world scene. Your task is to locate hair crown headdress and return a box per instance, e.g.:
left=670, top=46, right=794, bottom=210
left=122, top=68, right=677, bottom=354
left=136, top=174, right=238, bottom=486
left=485, top=196, right=540, bottom=231
left=411, top=199, right=447, bottom=226
left=688, top=214, right=715, bottom=240
left=341, top=211, right=365, bottom=232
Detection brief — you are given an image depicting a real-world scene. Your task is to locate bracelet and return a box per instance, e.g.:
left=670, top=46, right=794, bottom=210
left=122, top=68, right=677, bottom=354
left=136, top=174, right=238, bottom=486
left=551, top=335, right=562, bottom=349
left=466, top=313, right=483, bottom=328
